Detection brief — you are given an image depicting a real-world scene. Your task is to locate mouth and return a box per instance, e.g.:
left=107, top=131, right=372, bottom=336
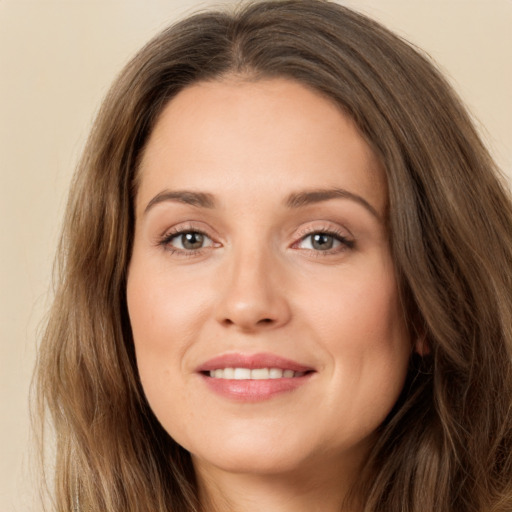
left=197, top=352, right=315, bottom=401
left=205, top=368, right=308, bottom=379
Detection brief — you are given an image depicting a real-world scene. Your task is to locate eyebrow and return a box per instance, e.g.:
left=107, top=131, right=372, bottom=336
left=144, top=190, right=216, bottom=214
left=143, top=187, right=380, bottom=220
left=285, top=188, right=380, bottom=220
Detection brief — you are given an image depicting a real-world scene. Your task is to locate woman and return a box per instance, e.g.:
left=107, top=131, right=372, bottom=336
left=35, top=1, right=512, bottom=511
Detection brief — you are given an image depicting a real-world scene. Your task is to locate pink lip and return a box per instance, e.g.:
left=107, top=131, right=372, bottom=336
left=196, top=352, right=315, bottom=402
left=196, top=352, right=314, bottom=373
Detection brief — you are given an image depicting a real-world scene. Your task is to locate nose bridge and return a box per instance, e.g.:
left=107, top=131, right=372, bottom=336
left=216, top=239, right=290, bottom=330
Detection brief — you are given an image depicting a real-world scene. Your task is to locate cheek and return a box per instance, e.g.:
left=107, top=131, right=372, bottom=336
left=126, top=264, right=206, bottom=442
left=302, top=260, right=407, bottom=351
left=301, top=260, right=410, bottom=423
left=126, top=256, right=209, bottom=400
left=127, top=257, right=209, bottom=350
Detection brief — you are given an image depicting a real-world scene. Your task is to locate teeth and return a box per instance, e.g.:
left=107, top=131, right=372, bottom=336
left=233, top=368, right=251, bottom=380
left=269, top=368, right=283, bottom=379
left=251, top=368, right=269, bottom=379
left=208, top=367, right=306, bottom=379
left=223, top=367, right=234, bottom=379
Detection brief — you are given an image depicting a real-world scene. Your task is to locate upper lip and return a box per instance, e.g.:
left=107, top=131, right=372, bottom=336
left=196, top=352, right=314, bottom=373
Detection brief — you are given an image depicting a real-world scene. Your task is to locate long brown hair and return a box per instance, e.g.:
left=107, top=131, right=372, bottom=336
left=35, top=1, right=512, bottom=510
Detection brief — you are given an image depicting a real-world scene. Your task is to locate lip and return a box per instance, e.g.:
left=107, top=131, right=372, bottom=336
left=196, top=352, right=315, bottom=402
left=196, top=352, right=314, bottom=373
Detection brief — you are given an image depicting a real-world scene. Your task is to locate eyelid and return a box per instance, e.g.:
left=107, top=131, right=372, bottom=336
left=167, top=231, right=215, bottom=249
left=155, top=221, right=354, bottom=256
left=160, top=226, right=209, bottom=242
left=291, top=223, right=355, bottom=253
left=293, top=222, right=353, bottom=242
left=158, top=220, right=216, bottom=240
left=156, top=221, right=221, bottom=254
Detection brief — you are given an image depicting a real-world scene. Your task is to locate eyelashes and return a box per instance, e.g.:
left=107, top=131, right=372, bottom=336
left=162, top=231, right=215, bottom=251
left=157, top=224, right=355, bottom=258
left=292, top=227, right=355, bottom=253
left=157, top=225, right=217, bottom=256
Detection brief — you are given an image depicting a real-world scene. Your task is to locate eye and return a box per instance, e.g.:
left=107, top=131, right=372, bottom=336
left=163, top=230, right=215, bottom=251
left=295, top=231, right=354, bottom=252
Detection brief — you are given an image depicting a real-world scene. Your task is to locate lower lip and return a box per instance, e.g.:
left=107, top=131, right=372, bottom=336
left=200, top=373, right=313, bottom=402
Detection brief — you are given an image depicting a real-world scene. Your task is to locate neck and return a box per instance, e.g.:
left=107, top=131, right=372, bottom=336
left=194, top=454, right=364, bottom=512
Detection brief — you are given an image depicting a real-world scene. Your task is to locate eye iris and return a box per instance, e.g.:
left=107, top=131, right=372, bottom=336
left=312, top=233, right=334, bottom=250
left=182, top=232, right=204, bottom=250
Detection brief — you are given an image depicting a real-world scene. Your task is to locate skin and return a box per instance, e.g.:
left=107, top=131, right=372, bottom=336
left=127, top=77, right=414, bottom=512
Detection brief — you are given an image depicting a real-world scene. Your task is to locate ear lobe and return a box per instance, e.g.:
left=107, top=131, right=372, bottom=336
left=414, top=335, right=430, bottom=356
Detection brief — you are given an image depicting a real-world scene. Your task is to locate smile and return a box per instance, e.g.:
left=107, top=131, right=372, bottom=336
left=208, top=368, right=307, bottom=379
left=197, top=353, right=315, bottom=401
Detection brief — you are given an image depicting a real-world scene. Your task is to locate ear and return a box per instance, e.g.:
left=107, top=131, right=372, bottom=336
left=413, top=335, right=430, bottom=356
left=409, top=310, right=430, bottom=356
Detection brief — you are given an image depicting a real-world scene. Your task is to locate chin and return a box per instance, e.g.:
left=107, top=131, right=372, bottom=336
left=184, top=427, right=315, bottom=476
left=193, top=447, right=308, bottom=476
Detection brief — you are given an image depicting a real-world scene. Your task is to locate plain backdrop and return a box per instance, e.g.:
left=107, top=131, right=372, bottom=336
left=1, top=1, right=511, bottom=510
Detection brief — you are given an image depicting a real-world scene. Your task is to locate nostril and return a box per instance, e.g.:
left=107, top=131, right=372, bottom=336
left=221, top=317, right=275, bottom=328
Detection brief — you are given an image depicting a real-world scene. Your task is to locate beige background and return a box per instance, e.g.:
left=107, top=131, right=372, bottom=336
left=1, top=0, right=511, bottom=510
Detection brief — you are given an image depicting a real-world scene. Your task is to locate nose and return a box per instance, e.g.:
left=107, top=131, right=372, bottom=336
left=215, top=246, right=292, bottom=332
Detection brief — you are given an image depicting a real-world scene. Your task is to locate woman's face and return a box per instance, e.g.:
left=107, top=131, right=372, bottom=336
left=127, top=78, right=412, bottom=479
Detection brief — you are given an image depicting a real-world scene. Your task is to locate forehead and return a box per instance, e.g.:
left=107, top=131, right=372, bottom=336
left=136, top=77, right=387, bottom=216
